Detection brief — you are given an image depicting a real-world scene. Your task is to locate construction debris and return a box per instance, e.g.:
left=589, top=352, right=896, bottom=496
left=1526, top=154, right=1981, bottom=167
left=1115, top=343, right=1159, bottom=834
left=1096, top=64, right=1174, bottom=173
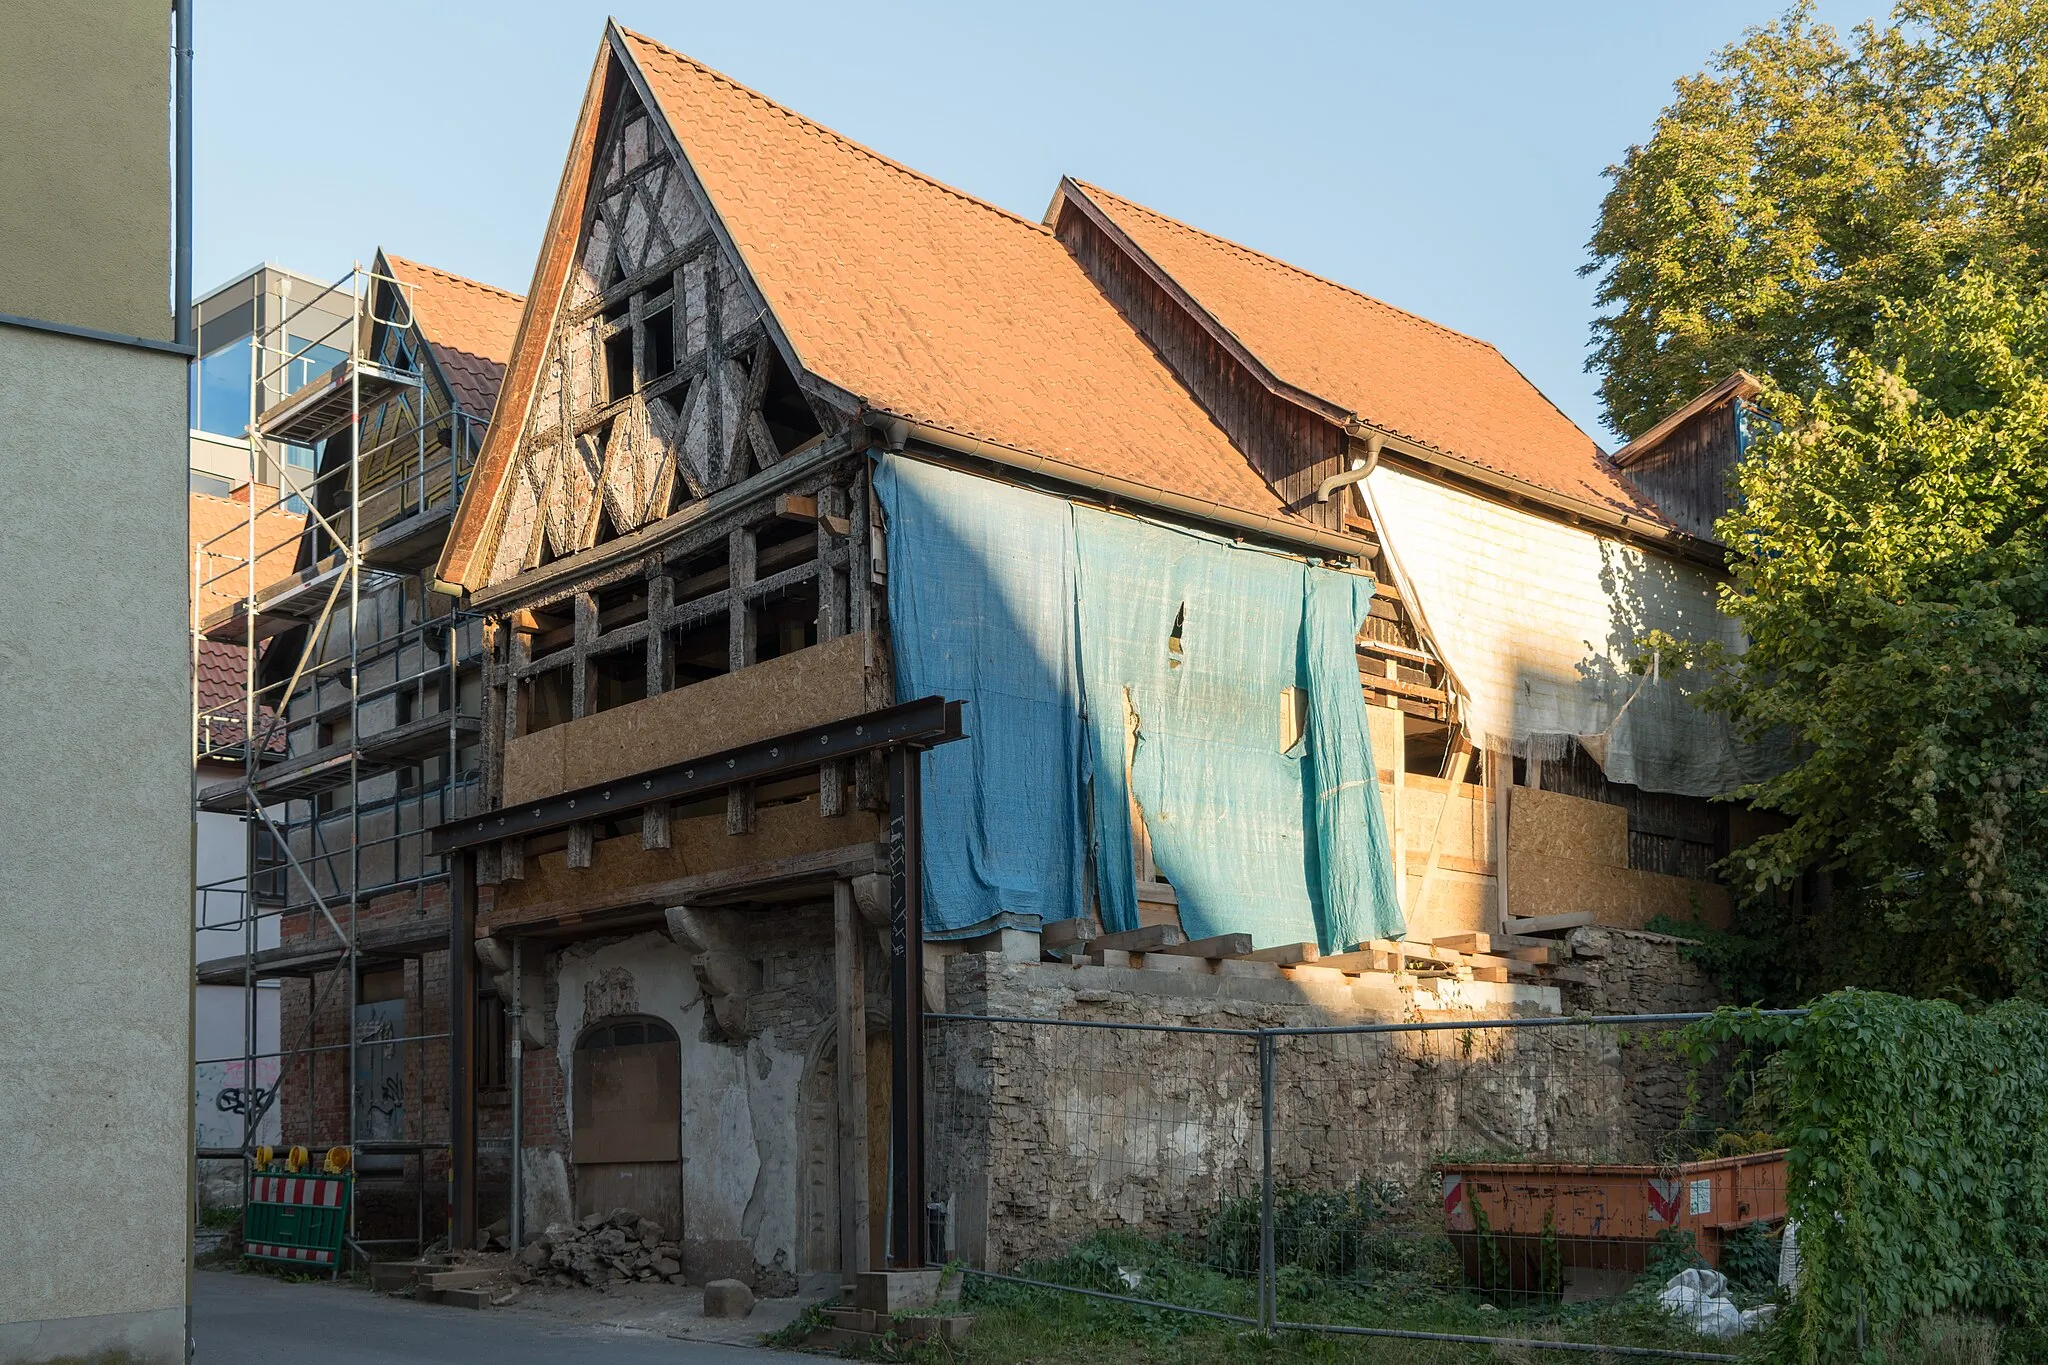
left=512, top=1208, right=685, bottom=1289
left=1035, top=913, right=1603, bottom=997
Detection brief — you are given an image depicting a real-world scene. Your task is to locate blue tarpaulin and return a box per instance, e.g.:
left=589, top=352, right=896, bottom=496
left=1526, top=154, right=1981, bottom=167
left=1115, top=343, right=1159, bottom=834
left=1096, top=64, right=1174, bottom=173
left=875, top=455, right=1402, bottom=948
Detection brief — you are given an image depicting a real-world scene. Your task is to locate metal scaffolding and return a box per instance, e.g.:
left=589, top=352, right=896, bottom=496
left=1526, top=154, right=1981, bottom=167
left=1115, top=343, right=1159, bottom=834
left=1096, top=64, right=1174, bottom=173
left=191, top=262, right=486, bottom=1262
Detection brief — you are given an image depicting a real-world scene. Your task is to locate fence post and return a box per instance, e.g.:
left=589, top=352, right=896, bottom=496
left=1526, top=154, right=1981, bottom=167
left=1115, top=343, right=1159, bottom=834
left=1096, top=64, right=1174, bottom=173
left=1258, top=1030, right=1276, bottom=1335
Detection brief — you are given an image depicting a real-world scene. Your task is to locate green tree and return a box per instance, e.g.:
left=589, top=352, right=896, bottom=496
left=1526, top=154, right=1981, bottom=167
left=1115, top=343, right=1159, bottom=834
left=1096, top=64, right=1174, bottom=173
left=1705, top=269, right=2048, bottom=1002
left=1584, top=0, right=2048, bottom=441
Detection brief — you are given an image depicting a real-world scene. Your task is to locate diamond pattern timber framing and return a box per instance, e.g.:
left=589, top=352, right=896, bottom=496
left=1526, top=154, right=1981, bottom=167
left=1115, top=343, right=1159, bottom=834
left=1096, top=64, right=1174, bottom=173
left=485, top=86, right=818, bottom=587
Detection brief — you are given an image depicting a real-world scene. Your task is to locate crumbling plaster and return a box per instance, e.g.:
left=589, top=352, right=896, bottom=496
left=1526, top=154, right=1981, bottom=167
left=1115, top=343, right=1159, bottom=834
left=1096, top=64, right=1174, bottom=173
left=536, top=923, right=840, bottom=1292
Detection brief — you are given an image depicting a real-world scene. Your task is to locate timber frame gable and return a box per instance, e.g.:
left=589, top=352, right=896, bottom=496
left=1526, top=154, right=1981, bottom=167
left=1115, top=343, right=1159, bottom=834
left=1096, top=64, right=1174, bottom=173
left=443, top=27, right=853, bottom=598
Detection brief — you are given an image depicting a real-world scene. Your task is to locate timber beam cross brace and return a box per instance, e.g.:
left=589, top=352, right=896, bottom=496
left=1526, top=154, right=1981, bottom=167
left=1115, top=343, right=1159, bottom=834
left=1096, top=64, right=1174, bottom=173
left=427, top=695, right=965, bottom=854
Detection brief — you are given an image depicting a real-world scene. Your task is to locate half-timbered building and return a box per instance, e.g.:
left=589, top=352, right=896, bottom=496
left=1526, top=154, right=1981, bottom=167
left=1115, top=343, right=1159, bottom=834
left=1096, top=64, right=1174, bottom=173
left=408, top=23, right=1766, bottom=1287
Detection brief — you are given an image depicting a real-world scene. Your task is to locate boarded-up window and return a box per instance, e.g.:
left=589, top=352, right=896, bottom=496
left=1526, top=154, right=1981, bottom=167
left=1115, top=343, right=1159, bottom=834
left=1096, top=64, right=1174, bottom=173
left=571, top=1017, right=680, bottom=1164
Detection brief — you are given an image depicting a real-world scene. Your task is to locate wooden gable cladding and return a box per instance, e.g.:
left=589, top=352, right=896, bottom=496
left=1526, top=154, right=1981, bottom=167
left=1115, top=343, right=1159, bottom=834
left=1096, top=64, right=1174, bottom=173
left=484, top=84, right=820, bottom=587
left=1052, top=197, right=1348, bottom=532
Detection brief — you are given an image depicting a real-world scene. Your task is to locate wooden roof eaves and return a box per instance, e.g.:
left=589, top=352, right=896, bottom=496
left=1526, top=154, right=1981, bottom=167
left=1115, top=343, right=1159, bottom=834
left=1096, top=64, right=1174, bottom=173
left=1052, top=178, right=1353, bottom=430
left=608, top=24, right=861, bottom=423
left=1054, top=179, right=1713, bottom=558
left=435, top=43, right=614, bottom=595
left=1611, top=370, right=1764, bottom=468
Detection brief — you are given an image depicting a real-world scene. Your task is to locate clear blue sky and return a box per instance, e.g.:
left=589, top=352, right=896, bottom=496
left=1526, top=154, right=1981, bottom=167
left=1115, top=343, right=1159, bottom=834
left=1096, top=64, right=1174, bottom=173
left=192, top=0, right=1876, bottom=442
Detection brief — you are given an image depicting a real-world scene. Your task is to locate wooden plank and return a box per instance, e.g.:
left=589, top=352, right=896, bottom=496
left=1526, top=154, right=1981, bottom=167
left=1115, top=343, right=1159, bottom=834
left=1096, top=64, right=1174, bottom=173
left=1236, top=942, right=1318, bottom=964
left=1358, top=668, right=1448, bottom=703
left=1315, top=947, right=1398, bottom=973
left=1506, top=911, right=1597, bottom=935
left=776, top=493, right=819, bottom=521
left=1041, top=916, right=1102, bottom=951
left=1411, top=745, right=1472, bottom=922
left=1089, top=924, right=1183, bottom=953
left=1432, top=932, right=1562, bottom=960
left=1153, top=933, right=1253, bottom=959
left=1469, top=965, right=1510, bottom=984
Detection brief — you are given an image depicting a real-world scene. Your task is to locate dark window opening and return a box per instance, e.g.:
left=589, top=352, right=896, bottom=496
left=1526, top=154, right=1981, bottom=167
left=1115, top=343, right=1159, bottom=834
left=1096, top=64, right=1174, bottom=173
left=757, top=346, right=823, bottom=454
left=590, top=641, right=649, bottom=714
left=520, top=664, right=574, bottom=735
left=642, top=307, right=675, bottom=379
left=595, top=581, right=648, bottom=631
left=672, top=543, right=731, bottom=608
left=577, top=1015, right=679, bottom=1051
left=670, top=617, right=731, bottom=686
left=755, top=579, right=820, bottom=663
left=603, top=328, right=635, bottom=402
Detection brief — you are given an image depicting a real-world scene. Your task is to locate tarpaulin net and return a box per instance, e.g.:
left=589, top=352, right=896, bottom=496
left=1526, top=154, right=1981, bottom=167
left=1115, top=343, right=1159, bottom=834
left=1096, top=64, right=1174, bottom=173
left=877, top=456, right=1401, bottom=948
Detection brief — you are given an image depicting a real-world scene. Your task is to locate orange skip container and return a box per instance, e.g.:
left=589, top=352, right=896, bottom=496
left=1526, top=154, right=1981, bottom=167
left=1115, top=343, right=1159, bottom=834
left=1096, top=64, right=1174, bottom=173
left=1435, top=1150, right=1788, bottom=1295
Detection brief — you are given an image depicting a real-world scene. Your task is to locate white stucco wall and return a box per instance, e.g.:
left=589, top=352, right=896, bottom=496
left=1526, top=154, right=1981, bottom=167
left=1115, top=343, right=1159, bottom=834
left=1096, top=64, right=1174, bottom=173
left=541, top=933, right=819, bottom=1287
left=0, top=327, right=191, bottom=1363
left=1366, top=465, right=1770, bottom=797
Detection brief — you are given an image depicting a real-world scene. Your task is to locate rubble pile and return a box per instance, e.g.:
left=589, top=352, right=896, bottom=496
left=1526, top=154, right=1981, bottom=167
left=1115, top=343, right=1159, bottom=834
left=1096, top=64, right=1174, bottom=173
left=512, top=1208, right=685, bottom=1288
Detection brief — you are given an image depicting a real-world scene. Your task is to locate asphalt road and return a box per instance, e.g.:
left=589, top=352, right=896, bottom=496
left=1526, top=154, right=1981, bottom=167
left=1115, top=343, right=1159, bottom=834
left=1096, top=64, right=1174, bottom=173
left=191, top=1271, right=804, bottom=1364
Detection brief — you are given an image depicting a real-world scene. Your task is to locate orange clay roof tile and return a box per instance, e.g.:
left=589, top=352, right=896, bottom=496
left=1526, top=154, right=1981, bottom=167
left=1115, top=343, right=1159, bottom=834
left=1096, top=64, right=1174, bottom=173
left=1066, top=181, right=1659, bottom=521
left=616, top=29, right=1291, bottom=521
left=381, top=254, right=525, bottom=422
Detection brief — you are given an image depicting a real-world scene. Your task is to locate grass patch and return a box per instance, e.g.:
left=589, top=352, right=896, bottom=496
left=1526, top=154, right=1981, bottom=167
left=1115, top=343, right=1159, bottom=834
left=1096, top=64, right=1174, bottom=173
left=807, top=1185, right=1762, bottom=1363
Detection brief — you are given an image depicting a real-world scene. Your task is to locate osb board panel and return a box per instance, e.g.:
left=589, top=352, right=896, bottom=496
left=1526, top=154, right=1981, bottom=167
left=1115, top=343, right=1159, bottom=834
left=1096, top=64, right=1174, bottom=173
left=1509, top=786, right=1627, bottom=868
left=487, top=797, right=881, bottom=929
left=503, top=631, right=878, bottom=805
left=1507, top=850, right=1731, bottom=931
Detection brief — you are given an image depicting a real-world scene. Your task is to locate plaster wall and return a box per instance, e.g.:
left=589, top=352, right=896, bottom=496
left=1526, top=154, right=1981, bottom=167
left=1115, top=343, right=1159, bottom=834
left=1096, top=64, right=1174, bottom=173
left=0, top=328, right=189, bottom=1361
left=537, top=925, right=841, bottom=1293
left=0, top=6, right=173, bottom=340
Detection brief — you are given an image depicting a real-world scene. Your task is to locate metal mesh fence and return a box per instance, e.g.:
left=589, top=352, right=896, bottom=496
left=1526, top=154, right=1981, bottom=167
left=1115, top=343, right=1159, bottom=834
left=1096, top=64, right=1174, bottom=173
left=926, top=1011, right=1798, bottom=1360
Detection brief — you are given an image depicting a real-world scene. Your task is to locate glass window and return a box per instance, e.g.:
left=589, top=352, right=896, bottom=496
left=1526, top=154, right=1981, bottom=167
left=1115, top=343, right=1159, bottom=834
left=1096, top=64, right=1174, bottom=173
left=285, top=334, right=348, bottom=394
left=195, top=334, right=254, bottom=438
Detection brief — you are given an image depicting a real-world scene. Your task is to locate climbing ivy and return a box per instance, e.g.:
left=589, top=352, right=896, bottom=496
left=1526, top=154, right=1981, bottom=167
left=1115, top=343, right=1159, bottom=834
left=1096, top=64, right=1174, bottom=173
left=1687, top=991, right=2048, bottom=1362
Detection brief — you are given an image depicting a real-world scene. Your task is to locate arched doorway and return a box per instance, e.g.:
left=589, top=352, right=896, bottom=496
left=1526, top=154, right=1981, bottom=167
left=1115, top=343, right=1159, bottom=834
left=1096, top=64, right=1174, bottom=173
left=572, top=1016, right=681, bottom=1230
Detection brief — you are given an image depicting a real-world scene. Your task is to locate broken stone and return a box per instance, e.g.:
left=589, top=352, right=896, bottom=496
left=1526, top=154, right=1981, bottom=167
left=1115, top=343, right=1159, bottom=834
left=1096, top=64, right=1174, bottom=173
left=594, top=1227, right=628, bottom=1256
left=703, top=1278, right=754, bottom=1318
left=653, top=1255, right=679, bottom=1277
left=605, top=1207, right=636, bottom=1228
left=578, top=1211, right=605, bottom=1232
left=518, top=1242, right=550, bottom=1269
left=511, top=1265, right=534, bottom=1285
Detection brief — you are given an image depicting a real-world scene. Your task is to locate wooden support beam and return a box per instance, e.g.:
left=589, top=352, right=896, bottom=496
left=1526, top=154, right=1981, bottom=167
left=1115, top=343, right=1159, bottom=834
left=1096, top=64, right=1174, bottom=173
left=500, top=837, right=525, bottom=881
left=1315, top=947, right=1399, bottom=973
left=819, top=761, right=847, bottom=818
left=1410, top=745, right=1473, bottom=925
left=645, top=571, right=672, bottom=696
left=641, top=800, right=671, bottom=851
left=1238, top=942, right=1318, bottom=965
left=1088, top=924, right=1183, bottom=953
left=571, top=592, right=597, bottom=720
left=565, top=822, right=593, bottom=870
left=726, top=783, right=755, bottom=836
left=1152, top=933, right=1253, bottom=959
left=833, top=879, right=871, bottom=1278
left=1506, top=911, right=1596, bottom=935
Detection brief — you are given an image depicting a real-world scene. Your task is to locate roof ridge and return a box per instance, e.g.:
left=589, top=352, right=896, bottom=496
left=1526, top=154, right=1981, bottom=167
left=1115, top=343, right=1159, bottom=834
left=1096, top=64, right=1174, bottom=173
left=615, top=27, right=1053, bottom=237
left=382, top=251, right=524, bottom=302
left=1071, top=180, right=1499, bottom=355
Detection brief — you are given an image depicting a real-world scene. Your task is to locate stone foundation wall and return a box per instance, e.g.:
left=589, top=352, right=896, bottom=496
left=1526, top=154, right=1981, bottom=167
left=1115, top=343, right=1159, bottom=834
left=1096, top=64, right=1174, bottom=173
left=928, top=934, right=1726, bottom=1271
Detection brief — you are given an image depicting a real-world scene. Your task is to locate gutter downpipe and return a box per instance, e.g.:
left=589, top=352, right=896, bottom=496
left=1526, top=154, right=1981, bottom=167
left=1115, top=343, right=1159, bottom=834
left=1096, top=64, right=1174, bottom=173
left=173, top=0, right=194, bottom=348
left=509, top=937, right=523, bottom=1252
left=876, top=416, right=1377, bottom=563
left=1315, top=433, right=1382, bottom=506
